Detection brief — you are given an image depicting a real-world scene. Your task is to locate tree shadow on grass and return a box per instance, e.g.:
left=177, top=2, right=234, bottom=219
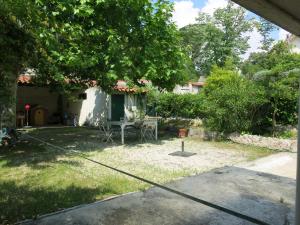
left=0, top=128, right=106, bottom=168
left=0, top=180, right=120, bottom=224
left=0, top=140, right=71, bottom=169
left=0, top=127, right=178, bottom=168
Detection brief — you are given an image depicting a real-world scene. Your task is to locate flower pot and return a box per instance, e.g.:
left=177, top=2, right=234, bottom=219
left=178, top=128, right=188, bottom=138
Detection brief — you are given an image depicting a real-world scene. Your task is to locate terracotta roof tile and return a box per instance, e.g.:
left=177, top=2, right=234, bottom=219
left=18, top=75, right=147, bottom=93
left=18, top=75, right=32, bottom=84
left=190, top=82, right=205, bottom=87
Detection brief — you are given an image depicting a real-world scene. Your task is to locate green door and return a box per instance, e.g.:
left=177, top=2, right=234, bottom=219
left=111, top=94, right=125, bottom=121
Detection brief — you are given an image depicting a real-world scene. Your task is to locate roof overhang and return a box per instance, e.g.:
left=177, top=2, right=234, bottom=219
left=18, top=75, right=147, bottom=93
left=232, top=0, right=300, bottom=36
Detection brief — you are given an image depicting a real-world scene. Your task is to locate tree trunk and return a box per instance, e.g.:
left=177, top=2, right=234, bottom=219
left=0, top=73, right=18, bottom=129
left=272, top=107, right=277, bottom=137
left=9, top=76, right=17, bottom=128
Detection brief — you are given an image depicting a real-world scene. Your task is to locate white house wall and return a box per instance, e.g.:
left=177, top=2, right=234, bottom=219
left=291, top=37, right=300, bottom=53
left=65, top=87, right=110, bottom=126
left=192, top=85, right=200, bottom=94
left=65, top=87, right=146, bottom=126
left=173, top=84, right=191, bottom=94
left=173, top=84, right=201, bottom=94
left=65, top=88, right=145, bottom=126
left=18, top=85, right=146, bottom=126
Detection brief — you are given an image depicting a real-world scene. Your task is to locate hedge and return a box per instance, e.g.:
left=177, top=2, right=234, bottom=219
left=147, top=92, right=204, bottom=119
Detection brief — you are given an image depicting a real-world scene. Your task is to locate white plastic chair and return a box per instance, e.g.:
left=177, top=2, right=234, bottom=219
left=99, top=120, right=114, bottom=143
left=140, top=120, right=156, bottom=142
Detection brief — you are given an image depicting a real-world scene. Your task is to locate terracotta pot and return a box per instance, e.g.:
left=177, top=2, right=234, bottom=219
left=178, top=128, right=188, bottom=138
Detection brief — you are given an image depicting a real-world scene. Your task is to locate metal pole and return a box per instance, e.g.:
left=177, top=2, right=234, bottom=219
left=26, top=110, right=29, bottom=126
left=296, top=83, right=300, bottom=225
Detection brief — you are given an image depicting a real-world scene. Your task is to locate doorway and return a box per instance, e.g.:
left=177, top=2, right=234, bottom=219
left=111, top=94, right=125, bottom=121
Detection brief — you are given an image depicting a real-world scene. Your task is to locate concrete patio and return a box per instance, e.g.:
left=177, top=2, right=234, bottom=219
left=22, top=166, right=295, bottom=225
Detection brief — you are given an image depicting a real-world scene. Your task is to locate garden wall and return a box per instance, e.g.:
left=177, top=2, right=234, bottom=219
left=229, top=133, right=297, bottom=153
left=160, top=118, right=221, bottom=140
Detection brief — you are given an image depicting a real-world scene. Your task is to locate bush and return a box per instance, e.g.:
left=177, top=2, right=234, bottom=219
left=147, top=92, right=204, bottom=119
left=201, top=67, right=266, bottom=134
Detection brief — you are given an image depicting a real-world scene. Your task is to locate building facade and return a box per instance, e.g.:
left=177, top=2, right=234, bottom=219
left=17, top=75, right=146, bottom=127
left=287, top=34, right=300, bottom=53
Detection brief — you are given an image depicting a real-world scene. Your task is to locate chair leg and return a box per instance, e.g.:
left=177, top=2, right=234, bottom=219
left=106, top=133, right=114, bottom=144
left=141, top=128, right=147, bottom=143
left=140, top=128, right=156, bottom=143
left=140, top=129, right=144, bottom=142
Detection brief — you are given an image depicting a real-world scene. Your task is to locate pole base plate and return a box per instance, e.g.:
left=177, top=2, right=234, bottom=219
left=169, top=151, right=196, bottom=157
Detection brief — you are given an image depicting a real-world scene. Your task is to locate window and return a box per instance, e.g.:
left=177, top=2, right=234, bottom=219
left=78, top=93, right=87, bottom=100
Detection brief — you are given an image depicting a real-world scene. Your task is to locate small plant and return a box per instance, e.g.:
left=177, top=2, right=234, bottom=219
left=277, top=130, right=297, bottom=139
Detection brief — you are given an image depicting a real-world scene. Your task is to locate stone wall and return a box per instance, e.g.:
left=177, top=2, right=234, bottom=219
left=188, top=127, right=221, bottom=141
left=229, top=133, right=297, bottom=153
left=161, top=117, right=298, bottom=152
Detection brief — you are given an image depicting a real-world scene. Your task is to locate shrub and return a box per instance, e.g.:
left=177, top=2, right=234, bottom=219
left=201, top=67, right=266, bottom=134
left=147, top=92, right=204, bottom=119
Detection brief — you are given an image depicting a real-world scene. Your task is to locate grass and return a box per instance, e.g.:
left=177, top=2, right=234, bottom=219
left=0, top=127, right=274, bottom=224
left=0, top=128, right=188, bottom=224
left=209, top=141, right=274, bottom=161
left=186, top=136, right=274, bottom=161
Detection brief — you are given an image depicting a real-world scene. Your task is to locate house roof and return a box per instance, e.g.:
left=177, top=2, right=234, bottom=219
left=114, top=80, right=138, bottom=93
left=190, top=82, right=205, bottom=87
left=18, top=75, right=32, bottom=84
left=17, top=75, right=147, bottom=93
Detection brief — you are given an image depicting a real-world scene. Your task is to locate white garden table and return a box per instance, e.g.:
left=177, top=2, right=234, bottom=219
left=108, top=119, right=158, bottom=144
left=108, top=120, right=135, bottom=145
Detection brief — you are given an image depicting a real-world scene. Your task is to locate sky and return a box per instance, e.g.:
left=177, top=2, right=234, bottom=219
left=170, top=0, right=290, bottom=59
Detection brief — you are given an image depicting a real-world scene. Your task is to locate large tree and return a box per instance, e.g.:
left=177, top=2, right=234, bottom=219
left=0, top=0, right=39, bottom=127
left=242, top=41, right=300, bottom=134
left=0, top=0, right=187, bottom=127
left=255, top=18, right=278, bottom=51
left=180, top=1, right=253, bottom=76
left=34, top=0, right=187, bottom=91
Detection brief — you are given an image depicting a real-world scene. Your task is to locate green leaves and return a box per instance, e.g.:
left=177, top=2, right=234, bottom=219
left=202, top=67, right=266, bottom=134
left=1, top=0, right=189, bottom=125
left=255, top=18, right=278, bottom=51
left=180, top=2, right=253, bottom=76
left=31, top=0, right=187, bottom=91
left=242, top=41, right=300, bottom=133
left=0, top=0, right=40, bottom=126
left=147, top=92, right=204, bottom=119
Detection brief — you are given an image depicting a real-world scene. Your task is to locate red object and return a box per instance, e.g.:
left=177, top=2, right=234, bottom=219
left=178, top=128, right=188, bottom=138
left=25, top=104, right=31, bottom=111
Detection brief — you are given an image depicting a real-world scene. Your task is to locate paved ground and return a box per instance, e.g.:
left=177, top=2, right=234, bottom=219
left=241, top=152, right=297, bottom=179
left=22, top=166, right=296, bottom=225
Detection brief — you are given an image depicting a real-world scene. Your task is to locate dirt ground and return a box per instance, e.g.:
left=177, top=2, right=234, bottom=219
left=93, top=137, right=273, bottom=173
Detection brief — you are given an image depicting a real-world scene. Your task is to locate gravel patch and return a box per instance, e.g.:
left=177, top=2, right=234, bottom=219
left=100, top=138, right=254, bottom=172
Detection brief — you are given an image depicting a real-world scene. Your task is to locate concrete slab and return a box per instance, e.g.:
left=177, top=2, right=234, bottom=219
left=241, top=152, right=297, bottom=179
left=22, top=167, right=295, bottom=225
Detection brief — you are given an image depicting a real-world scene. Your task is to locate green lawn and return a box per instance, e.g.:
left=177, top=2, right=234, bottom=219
left=0, top=127, right=273, bottom=224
